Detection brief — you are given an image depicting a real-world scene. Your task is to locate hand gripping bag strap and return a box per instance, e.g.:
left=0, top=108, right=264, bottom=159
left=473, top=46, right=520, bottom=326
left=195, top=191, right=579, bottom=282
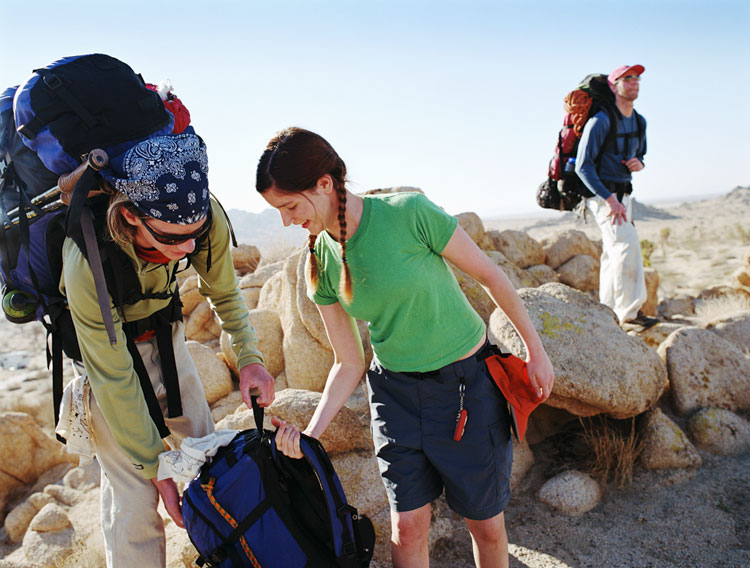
left=198, top=424, right=330, bottom=568
left=251, top=395, right=263, bottom=432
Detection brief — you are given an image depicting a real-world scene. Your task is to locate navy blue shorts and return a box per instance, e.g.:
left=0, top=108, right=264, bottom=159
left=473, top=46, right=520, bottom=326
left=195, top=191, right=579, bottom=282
left=366, top=346, right=513, bottom=521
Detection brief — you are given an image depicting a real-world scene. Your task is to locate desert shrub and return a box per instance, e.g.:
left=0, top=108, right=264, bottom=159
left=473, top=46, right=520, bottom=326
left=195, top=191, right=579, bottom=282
left=580, top=416, right=643, bottom=489
left=730, top=223, right=750, bottom=244
left=640, top=239, right=656, bottom=267
left=659, top=227, right=671, bottom=256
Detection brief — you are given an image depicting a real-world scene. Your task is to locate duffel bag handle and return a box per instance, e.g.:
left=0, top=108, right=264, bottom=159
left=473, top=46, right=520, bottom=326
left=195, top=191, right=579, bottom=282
left=251, top=395, right=264, bottom=433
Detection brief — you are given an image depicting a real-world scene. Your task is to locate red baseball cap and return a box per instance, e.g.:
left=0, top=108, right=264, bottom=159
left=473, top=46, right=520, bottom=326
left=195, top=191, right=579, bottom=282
left=484, top=352, right=543, bottom=442
left=608, top=64, right=645, bottom=87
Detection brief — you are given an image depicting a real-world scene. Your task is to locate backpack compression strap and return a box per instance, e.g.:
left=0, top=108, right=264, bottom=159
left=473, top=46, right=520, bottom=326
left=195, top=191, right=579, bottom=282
left=16, top=68, right=98, bottom=140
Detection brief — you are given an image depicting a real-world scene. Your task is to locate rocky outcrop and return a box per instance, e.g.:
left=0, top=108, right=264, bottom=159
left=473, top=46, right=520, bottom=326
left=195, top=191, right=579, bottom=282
left=657, top=327, right=750, bottom=415
left=485, top=229, right=546, bottom=268
left=265, top=389, right=372, bottom=455
left=219, top=307, right=285, bottom=379
left=489, top=283, right=668, bottom=418
left=264, top=249, right=371, bottom=392
left=687, top=408, right=750, bottom=456
left=238, top=260, right=285, bottom=311
left=184, top=301, right=221, bottom=343
left=526, top=264, right=560, bottom=285
left=511, top=441, right=535, bottom=490
left=231, top=244, right=261, bottom=275
left=0, top=412, right=76, bottom=515
left=542, top=230, right=600, bottom=270
left=186, top=341, right=233, bottom=404
left=705, top=313, right=750, bottom=354
left=639, top=408, right=701, bottom=470
left=455, top=212, right=485, bottom=245
left=658, top=295, right=695, bottom=319
left=178, top=275, right=203, bottom=317
left=556, top=254, right=599, bottom=293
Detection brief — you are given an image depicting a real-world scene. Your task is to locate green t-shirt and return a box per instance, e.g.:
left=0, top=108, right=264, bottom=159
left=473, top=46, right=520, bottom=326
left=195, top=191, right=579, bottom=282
left=310, top=192, right=486, bottom=372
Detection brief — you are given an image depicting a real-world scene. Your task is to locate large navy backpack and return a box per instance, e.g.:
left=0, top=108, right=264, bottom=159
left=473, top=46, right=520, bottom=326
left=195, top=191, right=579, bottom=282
left=0, top=54, right=195, bottom=440
left=183, top=403, right=376, bottom=568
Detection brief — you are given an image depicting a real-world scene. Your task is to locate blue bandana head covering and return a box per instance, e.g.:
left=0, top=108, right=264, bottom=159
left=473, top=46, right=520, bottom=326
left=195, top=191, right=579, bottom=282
left=103, top=132, right=210, bottom=224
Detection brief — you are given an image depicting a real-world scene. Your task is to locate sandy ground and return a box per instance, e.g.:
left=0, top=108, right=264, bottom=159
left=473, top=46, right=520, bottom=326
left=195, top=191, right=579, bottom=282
left=427, top=447, right=750, bottom=568
left=1, top=189, right=748, bottom=567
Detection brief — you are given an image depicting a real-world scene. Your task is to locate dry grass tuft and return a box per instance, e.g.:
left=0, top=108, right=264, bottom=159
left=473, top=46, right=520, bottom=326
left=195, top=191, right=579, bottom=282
left=54, top=549, right=104, bottom=568
left=694, top=294, right=750, bottom=326
left=580, top=416, right=643, bottom=489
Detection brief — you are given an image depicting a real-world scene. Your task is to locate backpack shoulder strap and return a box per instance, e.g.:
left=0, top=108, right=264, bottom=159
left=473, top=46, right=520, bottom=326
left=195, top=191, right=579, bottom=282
left=634, top=109, right=646, bottom=150
left=596, top=104, right=619, bottom=169
left=183, top=193, right=234, bottom=274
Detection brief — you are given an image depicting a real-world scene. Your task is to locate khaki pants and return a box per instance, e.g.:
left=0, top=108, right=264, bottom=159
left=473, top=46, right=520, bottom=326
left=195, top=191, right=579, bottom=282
left=88, top=321, right=214, bottom=568
left=586, top=194, right=647, bottom=322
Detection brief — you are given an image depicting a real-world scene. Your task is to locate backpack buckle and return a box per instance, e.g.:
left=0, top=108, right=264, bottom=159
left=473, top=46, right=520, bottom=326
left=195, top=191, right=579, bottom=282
left=342, top=541, right=357, bottom=556
left=43, top=73, right=63, bottom=91
left=337, top=504, right=356, bottom=518
left=204, top=547, right=228, bottom=567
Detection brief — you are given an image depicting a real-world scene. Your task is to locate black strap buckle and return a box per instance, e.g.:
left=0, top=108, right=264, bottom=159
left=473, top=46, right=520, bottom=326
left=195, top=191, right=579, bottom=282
left=204, top=547, right=228, bottom=567
left=42, top=73, right=63, bottom=90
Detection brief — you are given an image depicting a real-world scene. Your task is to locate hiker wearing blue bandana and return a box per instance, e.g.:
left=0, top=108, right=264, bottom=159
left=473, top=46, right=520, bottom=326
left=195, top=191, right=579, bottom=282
left=59, top=132, right=275, bottom=567
left=256, top=127, right=555, bottom=568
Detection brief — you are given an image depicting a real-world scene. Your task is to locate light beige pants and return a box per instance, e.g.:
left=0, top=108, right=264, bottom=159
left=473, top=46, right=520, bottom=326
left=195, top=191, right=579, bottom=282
left=88, top=321, right=214, bottom=568
left=586, top=194, right=647, bottom=323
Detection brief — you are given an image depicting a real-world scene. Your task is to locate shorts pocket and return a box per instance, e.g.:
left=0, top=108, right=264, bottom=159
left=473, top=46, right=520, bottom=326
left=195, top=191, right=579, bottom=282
left=489, top=418, right=514, bottom=497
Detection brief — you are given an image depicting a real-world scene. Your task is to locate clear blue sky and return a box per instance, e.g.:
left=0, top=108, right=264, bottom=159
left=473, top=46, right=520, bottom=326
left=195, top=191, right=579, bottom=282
left=2, top=0, right=748, bottom=219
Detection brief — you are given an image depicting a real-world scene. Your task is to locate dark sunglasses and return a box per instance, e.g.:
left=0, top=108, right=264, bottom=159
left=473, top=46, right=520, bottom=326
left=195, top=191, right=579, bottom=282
left=139, top=209, right=212, bottom=245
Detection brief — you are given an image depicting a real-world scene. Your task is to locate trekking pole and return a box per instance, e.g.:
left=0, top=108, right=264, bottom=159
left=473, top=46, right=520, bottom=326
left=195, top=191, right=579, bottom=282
left=4, top=149, right=110, bottom=226
left=58, top=149, right=109, bottom=204
left=5, top=186, right=62, bottom=225
left=4, top=196, right=66, bottom=227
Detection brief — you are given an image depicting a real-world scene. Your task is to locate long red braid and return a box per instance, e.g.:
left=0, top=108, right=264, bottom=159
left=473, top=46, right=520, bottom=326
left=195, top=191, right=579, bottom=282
left=305, top=183, right=353, bottom=304
left=335, top=184, right=353, bottom=304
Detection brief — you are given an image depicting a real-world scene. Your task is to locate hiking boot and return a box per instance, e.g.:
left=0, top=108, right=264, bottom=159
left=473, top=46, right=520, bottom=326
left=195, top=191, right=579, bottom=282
left=622, top=311, right=659, bottom=329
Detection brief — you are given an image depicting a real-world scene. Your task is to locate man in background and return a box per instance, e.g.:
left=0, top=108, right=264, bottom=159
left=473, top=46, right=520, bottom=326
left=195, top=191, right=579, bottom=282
left=575, top=64, right=657, bottom=328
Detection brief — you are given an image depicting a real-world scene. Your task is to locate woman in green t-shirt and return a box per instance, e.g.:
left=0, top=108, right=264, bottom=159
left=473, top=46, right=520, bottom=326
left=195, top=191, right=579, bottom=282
left=256, top=127, right=554, bottom=568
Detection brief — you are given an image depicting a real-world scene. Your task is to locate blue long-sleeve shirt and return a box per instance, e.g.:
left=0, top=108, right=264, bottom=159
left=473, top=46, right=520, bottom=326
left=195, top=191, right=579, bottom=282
left=575, top=108, right=647, bottom=199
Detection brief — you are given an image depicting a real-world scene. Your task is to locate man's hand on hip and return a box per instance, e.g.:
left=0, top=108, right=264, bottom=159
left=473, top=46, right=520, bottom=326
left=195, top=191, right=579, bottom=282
left=605, top=194, right=628, bottom=225
left=622, top=158, right=644, bottom=172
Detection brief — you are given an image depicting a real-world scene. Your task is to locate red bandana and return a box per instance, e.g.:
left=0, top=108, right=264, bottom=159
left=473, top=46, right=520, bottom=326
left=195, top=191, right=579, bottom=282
left=134, top=244, right=171, bottom=265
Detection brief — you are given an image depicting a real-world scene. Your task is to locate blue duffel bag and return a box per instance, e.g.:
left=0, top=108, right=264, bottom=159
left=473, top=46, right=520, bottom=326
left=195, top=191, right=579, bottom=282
left=182, top=400, right=375, bottom=567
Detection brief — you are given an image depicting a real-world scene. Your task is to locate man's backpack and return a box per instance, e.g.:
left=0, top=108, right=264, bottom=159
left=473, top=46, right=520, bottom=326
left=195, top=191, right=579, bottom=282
left=182, top=402, right=376, bottom=568
left=537, top=73, right=642, bottom=212
left=0, top=54, right=196, bottom=440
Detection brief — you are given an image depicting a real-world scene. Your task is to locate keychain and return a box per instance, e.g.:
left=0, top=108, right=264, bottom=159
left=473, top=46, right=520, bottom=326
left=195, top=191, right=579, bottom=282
left=453, top=380, right=468, bottom=442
